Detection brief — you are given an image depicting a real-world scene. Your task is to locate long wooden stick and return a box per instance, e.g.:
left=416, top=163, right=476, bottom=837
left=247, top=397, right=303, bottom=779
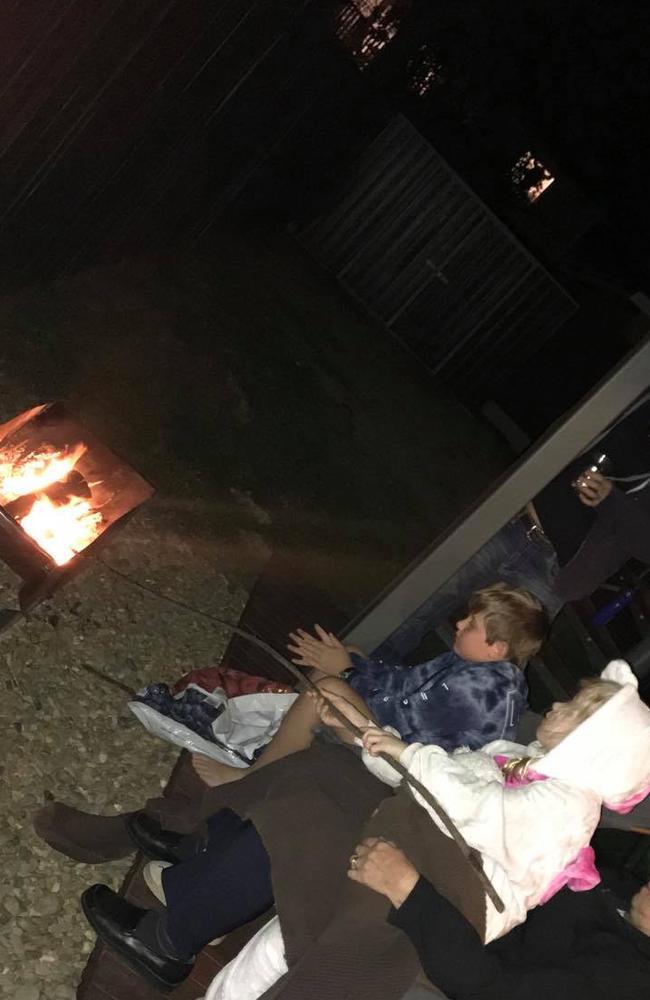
left=221, top=624, right=504, bottom=913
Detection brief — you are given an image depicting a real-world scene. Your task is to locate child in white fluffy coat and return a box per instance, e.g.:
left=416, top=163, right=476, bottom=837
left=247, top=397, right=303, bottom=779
left=203, top=660, right=650, bottom=1000
left=358, top=659, right=650, bottom=942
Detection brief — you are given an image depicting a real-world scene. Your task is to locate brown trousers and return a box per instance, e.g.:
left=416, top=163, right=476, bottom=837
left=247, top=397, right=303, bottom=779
left=145, top=743, right=487, bottom=1000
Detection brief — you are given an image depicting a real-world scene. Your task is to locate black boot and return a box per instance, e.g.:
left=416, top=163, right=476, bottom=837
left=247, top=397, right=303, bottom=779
left=81, top=884, right=194, bottom=991
left=33, top=802, right=137, bottom=863
left=126, top=811, right=205, bottom=864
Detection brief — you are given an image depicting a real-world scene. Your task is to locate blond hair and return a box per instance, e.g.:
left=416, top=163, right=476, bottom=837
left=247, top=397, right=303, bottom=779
left=572, top=676, right=623, bottom=723
left=468, top=582, right=547, bottom=668
left=502, top=676, right=623, bottom=779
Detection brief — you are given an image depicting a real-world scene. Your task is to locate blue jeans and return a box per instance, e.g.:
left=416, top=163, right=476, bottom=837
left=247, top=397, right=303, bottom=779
left=373, top=516, right=563, bottom=660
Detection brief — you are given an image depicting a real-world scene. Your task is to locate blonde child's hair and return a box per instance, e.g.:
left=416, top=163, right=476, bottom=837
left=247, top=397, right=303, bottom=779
left=572, top=676, right=623, bottom=722
left=502, top=676, right=623, bottom=780
left=468, top=582, right=548, bottom=668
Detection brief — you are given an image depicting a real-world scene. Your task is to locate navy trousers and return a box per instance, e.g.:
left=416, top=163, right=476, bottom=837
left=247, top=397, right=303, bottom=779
left=161, top=808, right=274, bottom=958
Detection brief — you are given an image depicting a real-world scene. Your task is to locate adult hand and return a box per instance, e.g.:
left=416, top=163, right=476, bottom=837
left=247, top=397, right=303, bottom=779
left=308, top=688, right=372, bottom=731
left=574, top=469, right=613, bottom=507
left=287, top=624, right=352, bottom=675
left=362, top=727, right=407, bottom=758
left=348, top=837, right=419, bottom=909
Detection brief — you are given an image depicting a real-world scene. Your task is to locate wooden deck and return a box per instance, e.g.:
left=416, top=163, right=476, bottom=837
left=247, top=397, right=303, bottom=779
left=77, top=551, right=350, bottom=999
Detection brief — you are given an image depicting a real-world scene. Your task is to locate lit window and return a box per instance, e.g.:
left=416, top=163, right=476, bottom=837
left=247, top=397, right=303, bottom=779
left=408, top=45, right=443, bottom=97
left=511, top=152, right=555, bottom=203
left=335, top=1, right=409, bottom=69
left=356, top=0, right=384, bottom=13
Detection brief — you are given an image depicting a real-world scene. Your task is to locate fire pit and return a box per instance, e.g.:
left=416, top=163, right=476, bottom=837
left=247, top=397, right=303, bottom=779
left=0, top=402, right=154, bottom=622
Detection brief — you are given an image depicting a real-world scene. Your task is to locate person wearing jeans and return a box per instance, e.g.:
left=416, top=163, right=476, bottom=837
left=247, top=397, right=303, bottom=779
left=375, top=395, right=650, bottom=662
left=373, top=515, right=562, bottom=661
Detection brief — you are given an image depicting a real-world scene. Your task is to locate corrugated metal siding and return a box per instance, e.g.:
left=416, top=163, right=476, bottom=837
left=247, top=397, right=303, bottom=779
left=296, top=115, right=578, bottom=398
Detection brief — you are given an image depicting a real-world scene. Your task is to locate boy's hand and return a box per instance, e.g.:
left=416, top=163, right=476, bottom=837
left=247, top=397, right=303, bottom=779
left=574, top=469, right=613, bottom=507
left=308, top=688, right=372, bottom=731
left=348, top=837, right=419, bottom=909
left=362, top=727, right=407, bottom=758
left=287, top=624, right=352, bottom=676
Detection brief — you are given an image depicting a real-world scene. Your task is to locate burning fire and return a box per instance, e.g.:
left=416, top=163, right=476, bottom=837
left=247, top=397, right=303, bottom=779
left=20, top=494, right=102, bottom=566
left=0, top=444, right=103, bottom=565
left=0, top=443, right=87, bottom=500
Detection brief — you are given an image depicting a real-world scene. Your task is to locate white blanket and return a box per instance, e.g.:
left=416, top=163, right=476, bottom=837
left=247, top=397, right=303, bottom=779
left=202, top=917, right=286, bottom=1000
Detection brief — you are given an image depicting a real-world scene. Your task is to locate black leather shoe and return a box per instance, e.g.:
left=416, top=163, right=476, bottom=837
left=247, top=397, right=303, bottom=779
left=126, top=812, right=198, bottom=864
left=81, top=884, right=194, bottom=992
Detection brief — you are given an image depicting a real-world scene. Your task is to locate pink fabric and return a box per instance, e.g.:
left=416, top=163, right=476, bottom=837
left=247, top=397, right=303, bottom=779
left=538, top=845, right=601, bottom=904
left=604, top=784, right=650, bottom=814
left=494, top=755, right=601, bottom=902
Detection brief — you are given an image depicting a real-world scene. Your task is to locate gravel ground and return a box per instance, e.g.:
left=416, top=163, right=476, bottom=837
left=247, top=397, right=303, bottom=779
left=0, top=500, right=258, bottom=999
left=0, top=235, right=513, bottom=999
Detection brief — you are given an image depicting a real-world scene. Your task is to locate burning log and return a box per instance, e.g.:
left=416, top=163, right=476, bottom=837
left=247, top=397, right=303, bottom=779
left=4, top=469, right=92, bottom=521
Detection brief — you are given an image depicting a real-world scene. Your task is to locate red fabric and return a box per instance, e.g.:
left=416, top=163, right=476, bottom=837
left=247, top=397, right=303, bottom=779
left=173, top=665, right=294, bottom=697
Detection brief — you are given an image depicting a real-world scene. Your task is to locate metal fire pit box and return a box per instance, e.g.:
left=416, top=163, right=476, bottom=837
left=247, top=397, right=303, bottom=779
left=0, top=401, right=154, bottom=619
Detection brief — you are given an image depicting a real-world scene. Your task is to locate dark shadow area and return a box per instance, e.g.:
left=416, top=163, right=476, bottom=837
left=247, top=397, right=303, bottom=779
left=0, top=224, right=513, bottom=614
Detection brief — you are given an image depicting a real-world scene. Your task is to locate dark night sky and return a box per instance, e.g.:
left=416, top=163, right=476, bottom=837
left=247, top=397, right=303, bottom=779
left=1, top=0, right=646, bottom=431
left=3, top=0, right=648, bottom=293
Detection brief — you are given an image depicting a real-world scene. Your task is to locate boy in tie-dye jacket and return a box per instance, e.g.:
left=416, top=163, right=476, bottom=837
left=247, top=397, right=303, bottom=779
left=191, top=583, right=547, bottom=788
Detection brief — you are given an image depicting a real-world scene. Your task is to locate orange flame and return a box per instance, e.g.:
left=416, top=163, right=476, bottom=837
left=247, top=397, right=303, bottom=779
left=0, top=443, right=87, bottom=501
left=20, top=494, right=103, bottom=565
left=0, top=443, right=103, bottom=565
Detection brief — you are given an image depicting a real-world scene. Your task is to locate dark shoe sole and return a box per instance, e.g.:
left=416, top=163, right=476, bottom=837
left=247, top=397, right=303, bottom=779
left=80, top=891, right=191, bottom=993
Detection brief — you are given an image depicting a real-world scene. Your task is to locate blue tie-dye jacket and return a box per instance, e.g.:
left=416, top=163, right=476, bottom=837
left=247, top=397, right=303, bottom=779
left=346, top=649, right=528, bottom=751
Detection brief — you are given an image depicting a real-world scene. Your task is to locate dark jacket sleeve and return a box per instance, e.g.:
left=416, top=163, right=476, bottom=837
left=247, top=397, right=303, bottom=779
left=348, top=652, right=410, bottom=697
left=347, top=652, right=455, bottom=702
left=601, top=486, right=650, bottom=564
left=388, top=879, right=610, bottom=1000
left=554, top=487, right=650, bottom=602
left=388, top=877, right=502, bottom=996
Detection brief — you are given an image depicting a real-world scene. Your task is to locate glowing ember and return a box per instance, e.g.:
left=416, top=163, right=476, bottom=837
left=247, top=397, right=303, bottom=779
left=0, top=443, right=87, bottom=501
left=20, top=494, right=102, bottom=566
left=0, top=443, right=103, bottom=565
